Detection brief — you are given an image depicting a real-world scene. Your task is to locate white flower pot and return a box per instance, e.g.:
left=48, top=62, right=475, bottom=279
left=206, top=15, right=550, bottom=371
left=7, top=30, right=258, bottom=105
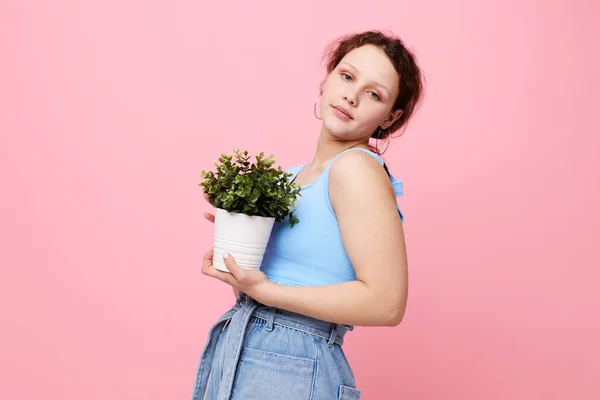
left=212, top=208, right=275, bottom=273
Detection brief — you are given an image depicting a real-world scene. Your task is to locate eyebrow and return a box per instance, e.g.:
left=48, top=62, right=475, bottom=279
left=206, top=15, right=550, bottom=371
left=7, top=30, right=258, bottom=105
left=341, top=62, right=392, bottom=97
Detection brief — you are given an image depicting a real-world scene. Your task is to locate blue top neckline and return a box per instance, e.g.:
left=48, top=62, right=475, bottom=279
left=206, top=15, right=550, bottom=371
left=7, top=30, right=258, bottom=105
left=290, top=148, right=403, bottom=197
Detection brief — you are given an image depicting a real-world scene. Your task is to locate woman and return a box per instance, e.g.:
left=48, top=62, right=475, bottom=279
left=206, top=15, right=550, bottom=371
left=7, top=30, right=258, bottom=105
left=192, top=30, right=424, bottom=400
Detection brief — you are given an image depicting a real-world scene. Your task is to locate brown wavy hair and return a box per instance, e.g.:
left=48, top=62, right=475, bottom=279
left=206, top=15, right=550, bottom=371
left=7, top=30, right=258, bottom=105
left=320, top=30, right=424, bottom=143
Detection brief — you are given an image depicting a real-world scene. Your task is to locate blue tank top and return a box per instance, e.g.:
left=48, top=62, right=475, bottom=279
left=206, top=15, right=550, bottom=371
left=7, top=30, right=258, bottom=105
left=260, top=148, right=404, bottom=287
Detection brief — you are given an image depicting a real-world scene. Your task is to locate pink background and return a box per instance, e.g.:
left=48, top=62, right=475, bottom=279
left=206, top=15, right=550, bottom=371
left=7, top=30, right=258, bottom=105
left=1, top=1, right=599, bottom=399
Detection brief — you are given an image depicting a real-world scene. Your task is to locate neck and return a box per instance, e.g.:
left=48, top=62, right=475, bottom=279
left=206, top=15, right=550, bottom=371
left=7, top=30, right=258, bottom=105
left=310, top=125, right=371, bottom=168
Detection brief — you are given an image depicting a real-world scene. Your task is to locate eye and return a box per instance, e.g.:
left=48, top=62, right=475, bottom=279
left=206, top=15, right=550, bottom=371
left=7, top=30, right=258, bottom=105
left=341, top=73, right=352, bottom=81
left=369, top=91, right=381, bottom=100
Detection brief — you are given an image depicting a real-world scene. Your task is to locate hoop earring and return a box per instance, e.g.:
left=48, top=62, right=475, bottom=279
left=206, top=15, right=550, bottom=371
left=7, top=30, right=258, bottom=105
left=375, top=128, right=391, bottom=155
left=314, top=95, right=322, bottom=120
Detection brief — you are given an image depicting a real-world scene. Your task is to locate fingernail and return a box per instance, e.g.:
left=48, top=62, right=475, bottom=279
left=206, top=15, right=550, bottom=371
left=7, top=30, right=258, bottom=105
left=223, top=252, right=229, bottom=260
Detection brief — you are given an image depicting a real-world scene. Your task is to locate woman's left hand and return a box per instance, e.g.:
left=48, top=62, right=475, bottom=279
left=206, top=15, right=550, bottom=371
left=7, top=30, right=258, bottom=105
left=201, top=247, right=272, bottom=303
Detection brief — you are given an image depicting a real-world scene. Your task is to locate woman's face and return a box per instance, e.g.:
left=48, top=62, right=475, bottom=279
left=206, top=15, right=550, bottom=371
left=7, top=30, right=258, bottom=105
left=320, top=44, right=402, bottom=142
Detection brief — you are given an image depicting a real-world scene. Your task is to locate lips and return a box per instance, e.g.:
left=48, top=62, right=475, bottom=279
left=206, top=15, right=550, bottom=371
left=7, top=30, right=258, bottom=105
left=332, top=105, right=353, bottom=120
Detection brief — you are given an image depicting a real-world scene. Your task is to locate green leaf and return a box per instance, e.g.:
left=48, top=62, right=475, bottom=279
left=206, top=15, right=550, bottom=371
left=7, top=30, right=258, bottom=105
left=198, top=148, right=301, bottom=226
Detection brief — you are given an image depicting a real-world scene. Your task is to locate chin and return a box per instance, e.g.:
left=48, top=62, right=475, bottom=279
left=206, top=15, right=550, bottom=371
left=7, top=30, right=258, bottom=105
left=324, top=125, right=352, bottom=140
left=322, top=120, right=363, bottom=142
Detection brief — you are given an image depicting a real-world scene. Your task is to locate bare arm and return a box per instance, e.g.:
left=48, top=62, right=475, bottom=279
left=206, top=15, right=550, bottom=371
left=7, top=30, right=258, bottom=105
left=257, top=152, right=408, bottom=326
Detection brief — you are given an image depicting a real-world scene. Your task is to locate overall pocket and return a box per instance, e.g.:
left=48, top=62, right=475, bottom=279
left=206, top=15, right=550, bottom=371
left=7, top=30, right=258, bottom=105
left=231, top=347, right=315, bottom=400
left=338, top=384, right=361, bottom=399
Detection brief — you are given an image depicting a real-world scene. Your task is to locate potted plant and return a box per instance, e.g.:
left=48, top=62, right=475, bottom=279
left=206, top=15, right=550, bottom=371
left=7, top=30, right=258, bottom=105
left=199, top=149, right=301, bottom=272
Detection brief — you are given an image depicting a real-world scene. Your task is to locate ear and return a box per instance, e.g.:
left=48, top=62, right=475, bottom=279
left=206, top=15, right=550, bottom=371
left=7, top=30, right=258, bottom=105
left=382, top=109, right=403, bottom=129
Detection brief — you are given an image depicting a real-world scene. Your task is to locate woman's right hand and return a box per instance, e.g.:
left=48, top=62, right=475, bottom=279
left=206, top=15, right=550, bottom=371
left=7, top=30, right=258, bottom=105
left=203, top=193, right=215, bottom=223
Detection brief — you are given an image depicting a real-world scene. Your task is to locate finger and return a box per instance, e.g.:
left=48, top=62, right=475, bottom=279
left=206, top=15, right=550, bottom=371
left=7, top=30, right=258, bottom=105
left=201, top=247, right=214, bottom=274
left=203, top=192, right=215, bottom=207
left=202, top=248, right=238, bottom=286
left=223, top=252, right=245, bottom=281
left=209, top=266, right=237, bottom=287
left=203, top=212, right=215, bottom=223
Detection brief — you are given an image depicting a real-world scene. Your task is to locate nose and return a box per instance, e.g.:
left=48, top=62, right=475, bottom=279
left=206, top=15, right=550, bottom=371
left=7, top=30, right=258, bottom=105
left=344, top=92, right=358, bottom=106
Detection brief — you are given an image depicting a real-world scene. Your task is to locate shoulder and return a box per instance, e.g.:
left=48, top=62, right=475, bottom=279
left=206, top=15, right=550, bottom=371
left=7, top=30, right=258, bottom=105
left=328, top=150, right=396, bottom=209
left=329, top=150, right=390, bottom=190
